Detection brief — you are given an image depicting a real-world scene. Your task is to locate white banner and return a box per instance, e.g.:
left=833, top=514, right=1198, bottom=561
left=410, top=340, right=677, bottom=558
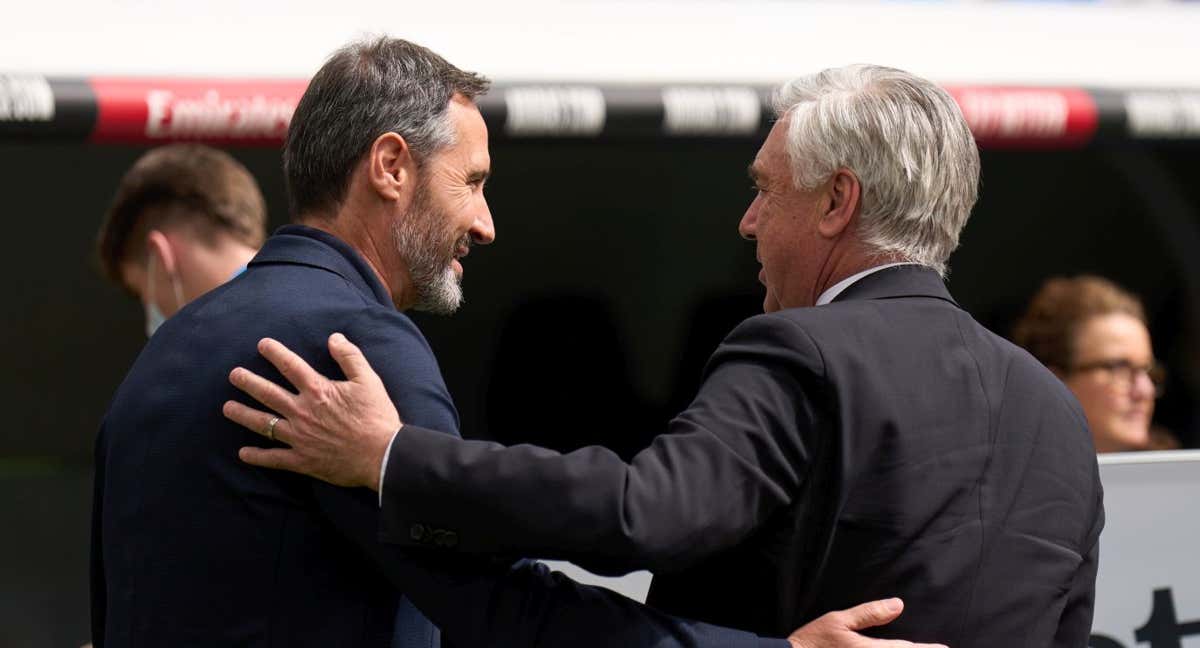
left=1091, top=450, right=1200, bottom=647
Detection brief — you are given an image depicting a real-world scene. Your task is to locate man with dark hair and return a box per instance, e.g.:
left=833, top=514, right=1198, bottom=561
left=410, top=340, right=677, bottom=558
left=92, top=37, right=926, bottom=648
left=96, top=143, right=267, bottom=336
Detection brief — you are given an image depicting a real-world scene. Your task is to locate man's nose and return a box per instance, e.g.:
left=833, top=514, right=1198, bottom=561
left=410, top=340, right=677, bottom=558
left=471, top=202, right=495, bottom=245
left=739, top=203, right=758, bottom=241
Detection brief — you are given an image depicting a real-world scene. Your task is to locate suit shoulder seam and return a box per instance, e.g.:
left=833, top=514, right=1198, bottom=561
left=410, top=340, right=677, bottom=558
left=764, top=313, right=829, bottom=381
left=952, top=312, right=999, bottom=640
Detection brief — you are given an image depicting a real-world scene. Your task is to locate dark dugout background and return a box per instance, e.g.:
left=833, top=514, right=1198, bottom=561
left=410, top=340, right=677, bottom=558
left=3, top=137, right=1200, bottom=645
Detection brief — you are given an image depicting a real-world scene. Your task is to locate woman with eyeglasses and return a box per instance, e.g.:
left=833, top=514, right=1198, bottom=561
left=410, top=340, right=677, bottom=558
left=1014, top=275, right=1175, bottom=453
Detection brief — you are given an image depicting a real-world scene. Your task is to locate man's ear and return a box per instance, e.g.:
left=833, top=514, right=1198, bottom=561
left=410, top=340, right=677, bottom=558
left=367, top=132, right=415, bottom=202
left=817, top=168, right=861, bottom=239
left=145, top=229, right=178, bottom=275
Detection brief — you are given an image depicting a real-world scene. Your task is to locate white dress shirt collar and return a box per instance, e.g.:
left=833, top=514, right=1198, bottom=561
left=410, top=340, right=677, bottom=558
left=815, top=262, right=918, bottom=307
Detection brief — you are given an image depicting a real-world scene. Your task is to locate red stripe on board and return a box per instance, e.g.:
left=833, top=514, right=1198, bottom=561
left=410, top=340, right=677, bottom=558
left=88, top=79, right=307, bottom=145
left=946, top=86, right=1099, bottom=149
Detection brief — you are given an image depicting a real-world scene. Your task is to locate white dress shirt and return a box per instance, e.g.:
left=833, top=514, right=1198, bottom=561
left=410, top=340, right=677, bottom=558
left=814, top=262, right=917, bottom=306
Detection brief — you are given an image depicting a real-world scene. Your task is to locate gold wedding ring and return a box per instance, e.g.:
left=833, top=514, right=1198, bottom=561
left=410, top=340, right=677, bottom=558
left=266, top=416, right=280, bottom=441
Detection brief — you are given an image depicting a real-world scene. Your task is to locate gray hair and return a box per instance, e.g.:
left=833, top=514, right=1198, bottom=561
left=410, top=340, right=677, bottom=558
left=772, top=64, right=979, bottom=276
left=284, top=36, right=490, bottom=218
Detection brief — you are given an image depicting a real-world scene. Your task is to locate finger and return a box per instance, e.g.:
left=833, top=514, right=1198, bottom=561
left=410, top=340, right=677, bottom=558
left=258, top=337, right=325, bottom=393
left=223, top=400, right=291, bottom=445
left=328, top=332, right=378, bottom=383
left=229, top=366, right=297, bottom=418
left=238, top=446, right=307, bottom=474
left=840, top=598, right=904, bottom=631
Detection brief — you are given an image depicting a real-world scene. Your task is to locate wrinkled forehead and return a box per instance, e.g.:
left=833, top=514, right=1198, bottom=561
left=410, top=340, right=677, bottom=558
left=752, top=116, right=793, bottom=177
left=420, top=97, right=490, bottom=180
left=449, top=96, right=490, bottom=160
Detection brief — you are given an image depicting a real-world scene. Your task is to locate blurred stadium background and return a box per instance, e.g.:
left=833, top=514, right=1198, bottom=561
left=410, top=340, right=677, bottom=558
left=4, top=1, right=1200, bottom=645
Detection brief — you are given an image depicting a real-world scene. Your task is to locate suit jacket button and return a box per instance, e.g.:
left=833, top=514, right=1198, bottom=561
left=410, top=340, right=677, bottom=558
left=409, top=523, right=426, bottom=542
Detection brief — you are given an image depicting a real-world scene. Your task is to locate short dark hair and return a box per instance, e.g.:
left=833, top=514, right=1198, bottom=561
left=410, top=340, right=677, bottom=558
left=283, top=36, right=491, bottom=218
left=1013, top=275, right=1147, bottom=371
left=96, top=143, right=268, bottom=285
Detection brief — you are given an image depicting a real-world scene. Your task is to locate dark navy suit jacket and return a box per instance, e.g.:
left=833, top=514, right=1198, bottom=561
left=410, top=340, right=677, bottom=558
left=376, top=265, right=1105, bottom=647
left=92, top=225, right=784, bottom=648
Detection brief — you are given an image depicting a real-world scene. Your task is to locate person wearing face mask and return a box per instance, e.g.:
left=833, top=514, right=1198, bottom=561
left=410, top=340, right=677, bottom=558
left=1013, top=275, right=1176, bottom=453
left=95, top=143, right=267, bottom=337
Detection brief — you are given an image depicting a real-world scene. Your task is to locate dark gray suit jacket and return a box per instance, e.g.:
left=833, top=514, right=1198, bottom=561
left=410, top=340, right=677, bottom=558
left=378, top=265, right=1105, bottom=647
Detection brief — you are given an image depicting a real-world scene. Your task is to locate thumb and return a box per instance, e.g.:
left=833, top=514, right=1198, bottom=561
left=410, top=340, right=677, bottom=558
left=328, top=333, right=375, bottom=383
left=841, top=598, right=904, bottom=631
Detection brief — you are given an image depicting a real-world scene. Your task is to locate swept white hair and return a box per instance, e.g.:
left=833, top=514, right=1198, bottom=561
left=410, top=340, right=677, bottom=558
left=773, top=65, right=980, bottom=276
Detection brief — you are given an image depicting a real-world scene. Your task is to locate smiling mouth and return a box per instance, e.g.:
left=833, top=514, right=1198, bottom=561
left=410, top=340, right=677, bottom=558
left=452, top=234, right=472, bottom=261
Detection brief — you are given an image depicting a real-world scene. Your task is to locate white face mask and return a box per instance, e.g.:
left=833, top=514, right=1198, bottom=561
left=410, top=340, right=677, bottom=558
left=144, top=252, right=185, bottom=338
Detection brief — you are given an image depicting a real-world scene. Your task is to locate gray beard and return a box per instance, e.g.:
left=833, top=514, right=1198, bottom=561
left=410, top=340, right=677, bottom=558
left=391, top=188, right=466, bottom=315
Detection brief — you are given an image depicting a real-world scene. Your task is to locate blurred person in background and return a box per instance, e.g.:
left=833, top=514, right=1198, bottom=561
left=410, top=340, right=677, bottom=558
left=1014, top=275, right=1176, bottom=452
left=95, top=143, right=267, bottom=337
left=84, top=144, right=265, bottom=648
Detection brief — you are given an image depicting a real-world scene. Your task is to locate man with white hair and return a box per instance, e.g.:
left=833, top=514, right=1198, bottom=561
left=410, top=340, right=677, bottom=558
left=226, top=64, right=1103, bottom=647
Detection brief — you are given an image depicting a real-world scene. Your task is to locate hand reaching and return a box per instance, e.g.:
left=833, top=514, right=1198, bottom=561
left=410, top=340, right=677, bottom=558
left=222, top=333, right=400, bottom=491
left=788, top=598, right=948, bottom=648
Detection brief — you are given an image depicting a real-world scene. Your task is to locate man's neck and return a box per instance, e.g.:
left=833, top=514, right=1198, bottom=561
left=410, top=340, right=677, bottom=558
left=183, top=238, right=259, bottom=298
left=810, top=247, right=908, bottom=307
left=217, top=244, right=257, bottom=279
left=298, top=212, right=412, bottom=311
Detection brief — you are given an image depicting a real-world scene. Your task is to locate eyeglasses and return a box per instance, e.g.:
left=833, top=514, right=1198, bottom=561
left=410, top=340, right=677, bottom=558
left=1068, top=358, right=1167, bottom=397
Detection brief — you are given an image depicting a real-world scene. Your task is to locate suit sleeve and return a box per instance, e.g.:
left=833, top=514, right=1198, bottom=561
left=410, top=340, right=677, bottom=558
left=90, top=422, right=107, bottom=648
left=308, top=309, right=789, bottom=648
left=379, top=313, right=825, bottom=574
left=1054, top=481, right=1104, bottom=647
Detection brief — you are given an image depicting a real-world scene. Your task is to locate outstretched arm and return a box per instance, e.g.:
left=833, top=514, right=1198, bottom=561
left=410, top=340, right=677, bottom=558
left=401, top=558, right=944, bottom=648
left=232, top=327, right=943, bottom=648
left=225, top=316, right=820, bottom=573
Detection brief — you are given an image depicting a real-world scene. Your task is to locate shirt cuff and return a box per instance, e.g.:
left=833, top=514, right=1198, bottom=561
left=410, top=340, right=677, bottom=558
left=378, top=427, right=401, bottom=508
